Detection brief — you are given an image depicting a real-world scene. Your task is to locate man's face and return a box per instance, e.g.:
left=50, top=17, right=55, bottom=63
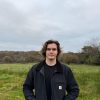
left=46, top=43, right=58, bottom=60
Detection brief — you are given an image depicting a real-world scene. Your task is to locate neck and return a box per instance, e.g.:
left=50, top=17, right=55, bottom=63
left=45, top=59, right=57, bottom=66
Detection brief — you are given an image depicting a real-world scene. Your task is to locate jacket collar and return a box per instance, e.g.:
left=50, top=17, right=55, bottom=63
left=36, top=60, right=63, bottom=73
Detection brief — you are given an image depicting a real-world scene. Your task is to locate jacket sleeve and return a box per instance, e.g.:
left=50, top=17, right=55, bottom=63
left=23, top=66, right=36, bottom=100
left=64, top=67, right=79, bottom=100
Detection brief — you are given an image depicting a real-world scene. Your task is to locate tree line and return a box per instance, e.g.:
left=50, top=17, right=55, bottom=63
left=0, top=40, right=100, bottom=65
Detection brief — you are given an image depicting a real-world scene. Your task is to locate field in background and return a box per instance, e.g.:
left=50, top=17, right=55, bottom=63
left=0, top=63, right=100, bottom=100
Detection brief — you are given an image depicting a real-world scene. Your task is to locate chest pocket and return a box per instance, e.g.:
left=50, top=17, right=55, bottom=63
left=55, top=81, right=66, bottom=95
left=52, top=74, right=66, bottom=97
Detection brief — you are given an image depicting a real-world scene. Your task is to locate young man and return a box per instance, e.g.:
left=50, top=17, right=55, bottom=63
left=23, top=40, right=79, bottom=100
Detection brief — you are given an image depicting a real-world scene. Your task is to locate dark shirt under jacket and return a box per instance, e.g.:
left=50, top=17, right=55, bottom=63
left=44, top=63, right=57, bottom=100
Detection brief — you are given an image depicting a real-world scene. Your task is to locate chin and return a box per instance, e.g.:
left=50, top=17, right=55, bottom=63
left=48, top=57, right=55, bottom=60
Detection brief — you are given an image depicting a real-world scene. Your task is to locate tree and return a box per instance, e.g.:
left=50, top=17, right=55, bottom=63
left=2, top=56, right=13, bottom=63
left=81, top=38, right=100, bottom=65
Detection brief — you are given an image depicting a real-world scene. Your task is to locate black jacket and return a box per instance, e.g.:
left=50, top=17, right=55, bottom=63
left=23, top=61, right=79, bottom=100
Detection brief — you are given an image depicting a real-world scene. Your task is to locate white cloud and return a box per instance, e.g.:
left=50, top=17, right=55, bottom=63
left=0, top=0, right=100, bottom=52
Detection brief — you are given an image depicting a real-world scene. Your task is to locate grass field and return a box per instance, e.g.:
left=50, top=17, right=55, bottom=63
left=0, top=63, right=100, bottom=100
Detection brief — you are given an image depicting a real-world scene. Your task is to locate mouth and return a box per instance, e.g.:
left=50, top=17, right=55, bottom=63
left=49, top=55, right=54, bottom=56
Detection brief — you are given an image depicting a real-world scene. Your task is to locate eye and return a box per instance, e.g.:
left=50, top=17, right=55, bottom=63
left=47, top=48, right=51, bottom=51
left=47, top=48, right=57, bottom=51
left=52, top=48, right=57, bottom=51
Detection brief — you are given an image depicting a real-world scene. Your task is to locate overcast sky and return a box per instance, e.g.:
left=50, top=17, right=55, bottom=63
left=0, top=0, right=100, bottom=52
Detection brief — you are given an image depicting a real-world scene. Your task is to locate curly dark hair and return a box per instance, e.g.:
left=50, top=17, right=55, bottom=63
left=41, top=39, right=61, bottom=58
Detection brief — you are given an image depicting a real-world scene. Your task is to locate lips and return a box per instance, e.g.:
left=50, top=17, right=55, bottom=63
left=49, top=55, right=54, bottom=56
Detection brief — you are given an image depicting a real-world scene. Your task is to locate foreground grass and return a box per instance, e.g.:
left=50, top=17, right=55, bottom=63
left=70, top=64, right=100, bottom=100
left=0, top=63, right=32, bottom=100
left=0, top=63, right=100, bottom=100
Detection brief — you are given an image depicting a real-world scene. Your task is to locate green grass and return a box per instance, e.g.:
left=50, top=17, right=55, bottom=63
left=0, top=63, right=100, bottom=100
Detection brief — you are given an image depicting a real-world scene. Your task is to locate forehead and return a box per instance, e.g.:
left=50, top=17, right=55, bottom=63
left=47, top=43, right=57, bottom=48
